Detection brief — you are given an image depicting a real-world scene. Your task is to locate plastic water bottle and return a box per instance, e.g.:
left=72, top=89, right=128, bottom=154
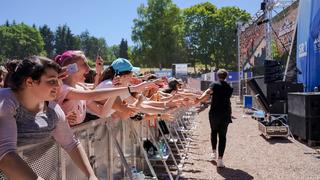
left=147, top=148, right=154, bottom=157
left=314, top=86, right=318, bottom=92
left=159, top=140, right=164, bottom=155
left=138, top=171, right=145, bottom=180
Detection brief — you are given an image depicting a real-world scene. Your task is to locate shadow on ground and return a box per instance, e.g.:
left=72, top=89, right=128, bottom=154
left=209, top=160, right=254, bottom=180
left=217, top=167, right=254, bottom=180
left=260, top=135, right=293, bottom=144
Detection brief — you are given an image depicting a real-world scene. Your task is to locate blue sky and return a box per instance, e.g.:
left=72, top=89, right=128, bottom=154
left=0, top=0, right=261, bottom=46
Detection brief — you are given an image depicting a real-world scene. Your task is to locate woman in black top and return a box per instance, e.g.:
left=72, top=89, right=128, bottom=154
left=196, top=69, right=233, bottom=168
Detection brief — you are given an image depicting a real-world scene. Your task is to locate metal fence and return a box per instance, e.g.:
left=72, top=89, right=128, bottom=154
left=0, top=107, right=197, bottom=180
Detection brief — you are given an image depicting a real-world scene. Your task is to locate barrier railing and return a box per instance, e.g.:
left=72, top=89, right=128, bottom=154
left=0, top=107, right=198, bottom=180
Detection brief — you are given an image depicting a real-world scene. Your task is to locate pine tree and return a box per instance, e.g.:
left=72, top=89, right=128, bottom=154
left=119, top=38, right=128, bottom=59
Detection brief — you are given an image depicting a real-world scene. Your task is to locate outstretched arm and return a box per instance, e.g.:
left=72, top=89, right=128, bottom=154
left=67, top=145, right=97, bottom=180
left=194, top=88, right=212, bottom=104
left=65, top=81, right=155, bottom=101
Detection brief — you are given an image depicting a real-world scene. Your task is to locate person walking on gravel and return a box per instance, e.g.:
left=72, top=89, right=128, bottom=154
left=196, top=69, right=233, bottom=168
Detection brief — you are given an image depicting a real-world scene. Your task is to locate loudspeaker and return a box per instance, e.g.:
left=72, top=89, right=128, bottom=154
left=269, top=100, right=286, bottom=114
left=266, top=82, right=303, bottom=104
left=264, top=60, right=283, bottom=83
left=288, top=93, right=320, bottom=141
left=247, top=78, right=270, bottom=113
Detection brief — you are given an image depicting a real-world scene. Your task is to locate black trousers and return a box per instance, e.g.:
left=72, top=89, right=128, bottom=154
left=209, top=118, right=229, bottom=158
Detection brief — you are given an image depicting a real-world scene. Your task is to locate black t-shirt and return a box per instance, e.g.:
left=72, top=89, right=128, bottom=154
left=209, top=81, right=233, bottom=122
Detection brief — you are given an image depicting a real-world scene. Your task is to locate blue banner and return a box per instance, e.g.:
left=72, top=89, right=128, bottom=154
left=155, top=70, right=172, bottom=78
left=297, top=0, right=320, bottom=92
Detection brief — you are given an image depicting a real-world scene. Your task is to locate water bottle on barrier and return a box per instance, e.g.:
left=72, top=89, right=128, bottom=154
left=314, top=86, right=318, bottom=92
left=159, top=140, right=164, bottom=155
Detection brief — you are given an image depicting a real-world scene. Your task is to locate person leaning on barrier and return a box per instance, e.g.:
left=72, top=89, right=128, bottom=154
left=96, top=58, right=175, bottom=119
left=0, top=57, right=98, bottom=180
left=54, top=51, right=154, bottom=126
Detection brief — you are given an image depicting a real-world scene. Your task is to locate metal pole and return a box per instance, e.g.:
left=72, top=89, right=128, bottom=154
left=237, top=21, right=242, bottom=101
left=265, top=0, right=273, bottom=60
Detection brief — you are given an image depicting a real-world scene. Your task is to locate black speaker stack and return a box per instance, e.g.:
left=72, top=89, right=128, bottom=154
left=264, top=60, right=283, bottom=83
left=266, top=82, right=303, bottom=114
left=288, top=93, right=320, bottom=141
left=249, top=77, right=303, bottom=114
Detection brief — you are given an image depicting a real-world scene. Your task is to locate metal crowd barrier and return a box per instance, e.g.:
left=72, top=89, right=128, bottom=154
left=0, top=107, right=198, bottom=180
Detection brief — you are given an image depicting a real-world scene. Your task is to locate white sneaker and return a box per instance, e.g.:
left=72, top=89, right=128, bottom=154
left=210, top=152, right=216, bottom=160
left=211, top=149, right=217, bottom=160
left=217, top=158, right=225, bottom=168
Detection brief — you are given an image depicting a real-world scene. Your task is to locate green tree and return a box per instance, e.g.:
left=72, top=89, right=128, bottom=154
left=183, top=4, right=250, bottom=71
left=109, top=45, right=120, bottom=59
left=79, top=30, right=111, bottom=64
left=0, top=23, right=44, bottom=61
left=132, top=0, right=186, bottom=68
left=183, top=2, right=217, bottom=71
left=55, top=24, right=80, bottom=55
left=119, top=38, right=129, bottom=59
left=213, top=7, right=250, bottom=70
left=79, top=30, right=99, bottom=60
left=39, top=24, right=55, bottom=58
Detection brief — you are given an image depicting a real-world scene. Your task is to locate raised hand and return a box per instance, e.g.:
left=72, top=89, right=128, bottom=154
left=132, top=94, right=145, bottom=107
left=160, top=113, right=174, bottom=121
left=58, top=66, right=69, bottom=80
left=66, top=111, right=78, bottom=126
left=95, top=56, right=103, bottom=75
left=112, top=76, right=121, bottom=86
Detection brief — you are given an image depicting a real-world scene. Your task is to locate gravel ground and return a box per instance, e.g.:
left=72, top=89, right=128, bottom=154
left=180, top=97, right=320, bottom=180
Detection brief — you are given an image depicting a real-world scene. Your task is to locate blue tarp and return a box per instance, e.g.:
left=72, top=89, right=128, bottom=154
left=297, top=0, right=320, bottom=92
left=227, top=71, right=252, bottom=81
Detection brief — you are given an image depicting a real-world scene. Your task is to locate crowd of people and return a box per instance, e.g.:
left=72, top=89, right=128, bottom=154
left=0, top=50, right=206, bottom=179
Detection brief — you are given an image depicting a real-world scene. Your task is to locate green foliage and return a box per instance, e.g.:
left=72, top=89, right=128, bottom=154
left=39, top=24, right=55, bottom=58
left=183, top=2, right=217, bottom=70
left=132, top=0, right=186, bottom=68
left=0, top=23, right=44, bottom=62
left=79, top=30, right=111, bottom=64
left=183, top=4, right=250, bottom=71
left=119, top=38, right=129, bottom=59
left=86, top=59, right=96, bottom=68
left=109, top=45, right=120, bottom=60
left=213, top=7, right=250, bottom=71
left=0, top=3, right=251, bottom=70
left=54, top=24, right=80, bottom=55
left=132, top=1, right=250, bottom=70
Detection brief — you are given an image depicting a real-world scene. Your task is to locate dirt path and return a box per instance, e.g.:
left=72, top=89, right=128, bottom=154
left=180, top=98, right=320, bottom=180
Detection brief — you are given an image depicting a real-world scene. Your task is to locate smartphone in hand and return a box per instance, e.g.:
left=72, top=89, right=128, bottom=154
left=66, top=63, right=78, bottom=75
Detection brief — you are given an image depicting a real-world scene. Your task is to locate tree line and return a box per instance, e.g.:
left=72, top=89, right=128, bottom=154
left=0, top=21, right=129, bottom=66
left=132, top=0, right=250, bottom=71
left=0, top=0, right=250, bottom=71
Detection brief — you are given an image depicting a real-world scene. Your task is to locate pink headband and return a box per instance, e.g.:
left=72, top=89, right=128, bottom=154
left=55, top=50, right=74, bottom=65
